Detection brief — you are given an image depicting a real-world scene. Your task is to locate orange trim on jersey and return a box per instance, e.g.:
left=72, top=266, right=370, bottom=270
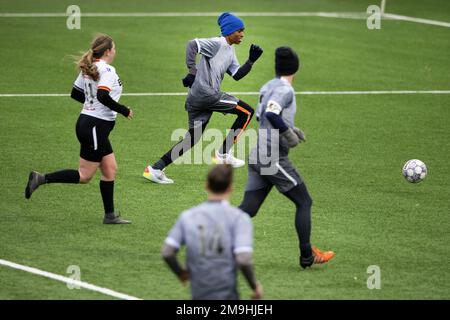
left=97, top=86, right=111, bottom=91
left=234, top=105, right=252, bottom=143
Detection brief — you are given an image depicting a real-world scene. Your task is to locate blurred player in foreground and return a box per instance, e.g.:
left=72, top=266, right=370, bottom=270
left=162, top=164, right=263, bottom=300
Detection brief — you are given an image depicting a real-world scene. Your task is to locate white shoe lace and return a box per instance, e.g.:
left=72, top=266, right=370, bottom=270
left=217, top=152, right=242, bottom=165
left=159, top=169, right=173, bottom=183
left=226, top=154, right=238, bottom=164
left=159, top=170, right=168, bottom=179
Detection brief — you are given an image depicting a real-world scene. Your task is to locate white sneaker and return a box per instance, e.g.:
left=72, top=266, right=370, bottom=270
left=143, top=166, right=174, bottom=184
left=212, top=151, right=245, bottom=168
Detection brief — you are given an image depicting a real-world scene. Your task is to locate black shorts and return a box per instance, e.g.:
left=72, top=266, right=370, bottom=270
left=245, top=159, right=303, bottom=193
left=75, top=114, right=115, bottom=162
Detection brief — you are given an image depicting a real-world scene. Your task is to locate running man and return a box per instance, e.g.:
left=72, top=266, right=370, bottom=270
left=144, top=12, right=263, bottom=184
left=25, top=34, right=132, bottom=224
left=162, top=165, right=263, bottom=300
left=239, top=47, right=335, bottom=268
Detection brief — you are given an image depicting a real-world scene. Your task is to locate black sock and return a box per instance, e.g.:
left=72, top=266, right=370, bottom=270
left=152, top=136, right=190, bottom=170
left=152, top=123, right=207, bottom=170
left=219, top=120, right=246, bottom=155
left=153, top=157, right=168, bottom=171
left=300, top=240, right=312, bottom=258
left=100, top=180, right=114, bottom=214
left=45, top=169, right=80, bottom=184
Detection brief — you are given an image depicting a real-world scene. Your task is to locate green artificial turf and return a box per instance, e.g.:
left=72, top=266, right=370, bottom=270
left=0, top=0, right=449, bottom=299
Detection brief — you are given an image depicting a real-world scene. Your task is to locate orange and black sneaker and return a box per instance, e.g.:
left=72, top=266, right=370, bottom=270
left=300, top=247, right=335, bottom=269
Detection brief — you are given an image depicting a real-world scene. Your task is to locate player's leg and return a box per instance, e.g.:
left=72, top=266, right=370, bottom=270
left=219, top=99, right=254, bottom=155
left=25, top=168, right=82, bottom=199
left=264, top=160, right=334, bottom=267
left=78, top=158, right=100, bottom=183
left=152, top=120, right=209, bottom=170
left=209, top=95, right=254, bottom=168
left=239, top=186, right=272, bottom=217
left=239, top=164, right=272, bottom=217
left=282, top=182, right=335, bottom=268
left=99, top=152, right=130, bottom=224
left=144, top=108, right=212, bottom=184
left=25, top=156, right=98, bottom=199
left=24, top=114, right=100, bottom=199
left=76, top=115, right=112, bottom=185
left=282, top=183, right=313, bottom=261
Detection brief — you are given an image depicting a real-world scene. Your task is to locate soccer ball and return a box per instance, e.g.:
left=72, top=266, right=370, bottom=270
left=402, top=159, right=427, bottom=183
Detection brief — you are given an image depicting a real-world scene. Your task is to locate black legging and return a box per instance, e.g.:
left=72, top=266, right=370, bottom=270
left=155, top=100, right=253, bottom=169
left=160, top=121, right=209, bottom=166
left=219, top=100, right=254, bottom=154
left=239, top=183, right=313, bottom=256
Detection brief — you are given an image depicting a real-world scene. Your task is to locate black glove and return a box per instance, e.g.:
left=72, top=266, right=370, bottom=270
left=293, top=127, right=306, bottom=142
left=249, top=44, right=263, bottom=63
left=280, top=128, right=300, bottom=148
left=182, top=74, right=195, bottom=88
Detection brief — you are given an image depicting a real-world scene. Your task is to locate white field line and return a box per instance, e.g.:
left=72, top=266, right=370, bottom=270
left=0, top=11, right=449, bottom=28
left=382, top=13, right=450, bottom=28
left=1, top=90, right=449, bottom=98
left=0, top=258, right=142, bottom=300
left=296, top=90, right=450, bottom=95
left=0, top=12, right=368, bottom=19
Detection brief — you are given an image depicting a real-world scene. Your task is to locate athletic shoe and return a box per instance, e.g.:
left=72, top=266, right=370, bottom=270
left=300, top=246, right=335, bottom=269
left=25, top=171, right=45, bottom=199
left=103, top=212, right=131, bottom=224
left=212, top=151, right=245, bottom=168
left=143, top=166, right=174, bottom=184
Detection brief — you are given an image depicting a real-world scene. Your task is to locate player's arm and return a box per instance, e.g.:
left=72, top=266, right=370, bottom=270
left=231, top=60, right=252, bottom=81
left=265, top=90, right=304, bottom=147
left=96, top=68, right=133, bottom=119
left=71, top=86, right=85, bottom=104
left=234, top=213, right=263, bottom=299
left=235, top=252, right=263, bottom=300
left=71, top=72, right=85, bottom=104
left=182, top=38, right=221, bottom=87
left=96, top=89, right=131, bottom=118
left=235, top=252, right=256, bottom=288
left=265, top=104, right=300, bottom=147
left=265, top=101, right=289, bottom=132
left=182, top=40, right=198, bottom=87
left=231, top=45, right=263, bottom=81
left=161, top=244, right=189, bottom=284
left=185, top=40, right=199, bottom=76
left=162, top=214, right=188, bottom=284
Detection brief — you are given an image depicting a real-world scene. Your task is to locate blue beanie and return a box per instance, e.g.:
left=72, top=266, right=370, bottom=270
left=217, top=12, right=244, bottom=36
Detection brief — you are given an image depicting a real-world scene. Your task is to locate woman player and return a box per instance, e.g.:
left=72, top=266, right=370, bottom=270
left=25, top=34, right=133, bottom=224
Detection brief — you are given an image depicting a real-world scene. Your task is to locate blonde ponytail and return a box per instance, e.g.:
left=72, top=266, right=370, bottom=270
left=76, top=34, right=113, bottom=81
left=77, top=49, right=99, bottom=81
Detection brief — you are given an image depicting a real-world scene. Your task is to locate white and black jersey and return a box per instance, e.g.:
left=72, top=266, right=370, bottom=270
left=73, top=59, right=123, bottom=121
